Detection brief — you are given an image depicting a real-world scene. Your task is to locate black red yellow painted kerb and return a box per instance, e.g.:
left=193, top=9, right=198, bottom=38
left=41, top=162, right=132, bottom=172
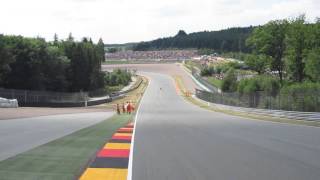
left=79, top=122, right=134, bottom=180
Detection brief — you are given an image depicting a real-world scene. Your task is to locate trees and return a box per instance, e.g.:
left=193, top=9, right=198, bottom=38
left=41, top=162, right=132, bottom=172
left=304, top=18, right=320, bottom=82
left=133, top=27, right=254, bottom=52
left=0, top=34, right=107, bottom=92
left=237, top=15, right=320, bottom=111
left=285, top=15, right=308, bottom=82
left=176, top=30, right=187, bottom=37
left=104, top=69, right=131, bottom=86
left=53, top=33, right=59, bottom=46
left=246, top=16, right=320, bottom=84
left=0, top=35, right=14, bottom=83
left=67, top=39, right=104, bottom=91
left=246, top=20, right=289, bottom=84
left=97, top=38, right=105, bottom=62
left=4, top=37, right=47, bottom=90
left=43, top=46, right=69, bottom=91
left=244, top=54, right=270, bottom=74
left=305, top=48, right=320, bottom=82
left=221, top=68, right=237, bottom=92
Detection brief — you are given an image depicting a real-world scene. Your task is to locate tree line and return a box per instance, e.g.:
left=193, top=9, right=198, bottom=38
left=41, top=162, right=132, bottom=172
left=133, top=27, right=254, bottom=53
left=214, top=15, right=320, bottom=111
left=0, top=34, right=106, bottom=92
left=245, top=15, right=320, bottom=84
left=200, top=15, right=320, bottom=94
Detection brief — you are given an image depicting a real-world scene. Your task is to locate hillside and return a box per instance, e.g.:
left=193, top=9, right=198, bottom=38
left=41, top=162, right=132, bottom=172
left=133, top=27, right=255, bottom=52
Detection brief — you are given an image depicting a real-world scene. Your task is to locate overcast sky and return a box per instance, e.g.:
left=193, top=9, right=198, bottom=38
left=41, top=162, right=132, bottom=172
left=0, top=0, right=319, bottom=43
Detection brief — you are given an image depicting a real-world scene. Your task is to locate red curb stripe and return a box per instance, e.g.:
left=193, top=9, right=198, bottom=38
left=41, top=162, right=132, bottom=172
left=112, top=136, right=132, bottom=140
left=97, top=149, right=130, bottom=158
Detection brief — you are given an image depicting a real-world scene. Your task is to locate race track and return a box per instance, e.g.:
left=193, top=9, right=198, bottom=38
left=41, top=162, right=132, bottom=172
left=0, top=112, right=114, bottom=161
left=132, top=72, right=320, bottom=180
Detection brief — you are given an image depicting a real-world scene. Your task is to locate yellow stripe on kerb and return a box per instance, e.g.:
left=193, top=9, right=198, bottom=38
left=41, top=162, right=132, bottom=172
left=104, top=143, right=131, bottom=149
left=119, top=128, right=133, bottom=130
left=80, top=168, right=128, bottom=180
left=114, top=133, right=132, bottom=137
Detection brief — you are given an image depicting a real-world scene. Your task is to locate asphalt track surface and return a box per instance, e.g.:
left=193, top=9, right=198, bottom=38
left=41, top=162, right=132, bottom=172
left=102, top=64, right=197, bottom=93
left=0, top=112, right=114, bottom=161
left=132, top=72, right=320, bottom=180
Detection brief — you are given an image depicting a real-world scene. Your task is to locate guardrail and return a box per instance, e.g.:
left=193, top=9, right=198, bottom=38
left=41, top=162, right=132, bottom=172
left=192, top=73, right=221, bottom=93
left=196, top=97, right=320, bottom=121
left=0, top=76, right=143, bottom=107
left=0, top=88, right=88, bottom=107
left=195, top=89, right=320, bottom=121
left=195, top=88, right=320, bottom=112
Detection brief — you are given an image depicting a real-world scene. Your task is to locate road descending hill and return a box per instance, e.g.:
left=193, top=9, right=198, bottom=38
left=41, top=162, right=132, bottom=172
left=131, top=72, right=320, bottom=180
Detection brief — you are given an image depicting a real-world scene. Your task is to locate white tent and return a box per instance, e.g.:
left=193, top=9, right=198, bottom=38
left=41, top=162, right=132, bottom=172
left=0, top=97, right=18, bottom=108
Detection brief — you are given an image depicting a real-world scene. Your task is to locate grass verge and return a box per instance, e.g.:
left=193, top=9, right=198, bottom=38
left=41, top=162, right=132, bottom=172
left=0, top=114, right=133, bottom=180
left=173, top=75, right=320, bottom=127
left=206, top=77, right=222, bottom=89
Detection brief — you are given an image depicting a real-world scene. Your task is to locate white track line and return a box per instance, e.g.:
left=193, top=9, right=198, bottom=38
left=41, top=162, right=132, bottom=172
left=127, top=77, right=150, bottom=180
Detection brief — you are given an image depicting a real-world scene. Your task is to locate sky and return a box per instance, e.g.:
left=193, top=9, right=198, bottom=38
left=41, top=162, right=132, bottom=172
left=0, top=0, right=319, bottom=44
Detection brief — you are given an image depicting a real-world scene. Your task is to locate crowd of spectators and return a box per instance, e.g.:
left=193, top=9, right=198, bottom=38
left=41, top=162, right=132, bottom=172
left=105, top=50, right=198, bottom=60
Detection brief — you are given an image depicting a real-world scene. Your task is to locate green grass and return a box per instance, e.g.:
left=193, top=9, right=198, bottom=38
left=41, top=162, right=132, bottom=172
left=107, top=85, right=124, bottom=93
left=207, top=77, right=222, bottom=89
left=184, top=60, right=201, bottom=71
left=0, top=114, right=133, bottom=180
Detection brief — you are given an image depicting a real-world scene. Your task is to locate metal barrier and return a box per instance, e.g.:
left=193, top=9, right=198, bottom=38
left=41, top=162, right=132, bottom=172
left=195, top=97, right=320, bottom=121
left=192, top=72, right=220, bottom=93
left=0, top=88, right=88, bottom=106
left=195, top=89, right=320, bottom=112
left=0, top=77, right=143, bottom=107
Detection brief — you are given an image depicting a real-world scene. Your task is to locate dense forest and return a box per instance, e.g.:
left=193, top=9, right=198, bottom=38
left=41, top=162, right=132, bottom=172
left=0, top=34, right=106, bottom=92
left=133, top=27, right=254, bottom=52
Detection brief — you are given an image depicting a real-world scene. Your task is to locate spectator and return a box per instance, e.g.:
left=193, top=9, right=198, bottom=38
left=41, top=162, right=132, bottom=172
left=116, top=104, right=120, bottom=115
left=122, top=103, right=126, bottom=114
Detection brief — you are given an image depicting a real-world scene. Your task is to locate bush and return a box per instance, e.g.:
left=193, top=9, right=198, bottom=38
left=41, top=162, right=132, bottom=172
left=200, top=66, right=215, bottom=76
left=237, top=75, right=280, bottom=95
left=243, top=79, right=259, bottom=93
left=215, top=66, right=223, bottom=74
left=105, top=69, right=132, bottom=86
left=228, top=61, right=246, bottom=70
left=280, top=82, right=320, bottom=111
left=259, top=76, right=280, bottom=96
left=221, top=68, right=237, bottom=92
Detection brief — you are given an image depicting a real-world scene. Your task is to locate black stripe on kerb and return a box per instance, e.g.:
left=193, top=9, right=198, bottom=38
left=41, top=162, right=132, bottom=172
left=109, top=139, right=131, bottom=143
left=90, top=157, right=129, bottom=168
